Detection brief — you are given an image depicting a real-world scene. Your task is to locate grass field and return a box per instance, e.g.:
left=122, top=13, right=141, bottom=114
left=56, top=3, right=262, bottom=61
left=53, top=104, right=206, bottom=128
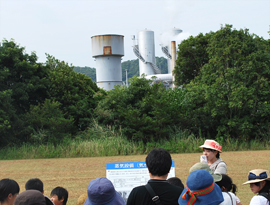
left=1, top=150, right=269, bottom=205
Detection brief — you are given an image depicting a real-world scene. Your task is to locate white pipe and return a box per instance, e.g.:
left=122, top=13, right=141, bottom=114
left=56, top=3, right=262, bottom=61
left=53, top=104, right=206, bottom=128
left=144, top=73, right=172, bottom=83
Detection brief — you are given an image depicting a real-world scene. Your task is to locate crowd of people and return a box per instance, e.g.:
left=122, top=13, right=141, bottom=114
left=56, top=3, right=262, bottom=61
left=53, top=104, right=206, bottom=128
left=0, top=178, right=68, bottom=205
left=1, top=139, right=269, bottom=205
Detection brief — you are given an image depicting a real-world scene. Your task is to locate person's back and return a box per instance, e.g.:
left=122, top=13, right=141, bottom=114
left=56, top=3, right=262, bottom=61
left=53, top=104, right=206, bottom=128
left=127, top=148, right=183, bottom=205
left=216, top=174, right=242, bottom=205
left=25, top=178, right=44, bottom=193
left=168, top=177, right=184, bottom=189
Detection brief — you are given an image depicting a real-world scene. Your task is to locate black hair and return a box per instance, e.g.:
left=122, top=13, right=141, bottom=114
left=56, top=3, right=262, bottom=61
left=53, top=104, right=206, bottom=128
left=146, top=148, right=172, bottom=176
left=0, top=178, right=20, bottom=203
left=258, top=180, right=270, bottom=194
left=50, top=187, right=68, bottom=205
left=25, top=178, right=43, bottom=193
left=216, top=174, right=237, bottom=194
left=204, top=148, right=220, bottom=158
left=167, top=177, right=184, bottom=189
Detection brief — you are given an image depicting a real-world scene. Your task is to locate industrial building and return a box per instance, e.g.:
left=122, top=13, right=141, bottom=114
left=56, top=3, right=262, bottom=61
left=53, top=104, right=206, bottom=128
left=91, top=28, right=182, bottom=91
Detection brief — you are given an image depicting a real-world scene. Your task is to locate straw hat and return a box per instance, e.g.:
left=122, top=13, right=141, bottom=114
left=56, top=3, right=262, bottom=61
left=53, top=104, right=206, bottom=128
left=199, top=140, right=222, bottom=153
left=189, top=162, right=222, bottom=182
left=243, top=169, right=270, bottom=185
left=76, top=194, right=87, bottom=205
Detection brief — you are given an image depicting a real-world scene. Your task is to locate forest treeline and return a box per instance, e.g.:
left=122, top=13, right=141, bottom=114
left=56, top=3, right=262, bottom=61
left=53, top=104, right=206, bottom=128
left=73, top=57, right=168, bottom=82
left=1, top=25, right=270, bottom=147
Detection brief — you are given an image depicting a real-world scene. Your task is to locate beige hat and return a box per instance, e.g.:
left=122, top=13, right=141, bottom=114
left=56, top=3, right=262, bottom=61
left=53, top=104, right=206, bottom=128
left=199, top=139, right=222, bottom=153
left=243, top=169, right=270, bottom=185
left=189, top=162, right=222, bottom=182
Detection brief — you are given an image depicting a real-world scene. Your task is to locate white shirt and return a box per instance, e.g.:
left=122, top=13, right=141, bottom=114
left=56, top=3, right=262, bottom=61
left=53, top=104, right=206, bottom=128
left=219, top=192, right=237, bottom=205
left=250, top=195, right=269, bottom=205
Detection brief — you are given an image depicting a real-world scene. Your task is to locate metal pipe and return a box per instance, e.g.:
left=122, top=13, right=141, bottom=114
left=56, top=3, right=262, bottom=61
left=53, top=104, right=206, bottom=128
left=144, top=73, right=172, bottom=82
left=126, top=69, right=128, bottom=86
left=171, top=41, right=176, bottom=89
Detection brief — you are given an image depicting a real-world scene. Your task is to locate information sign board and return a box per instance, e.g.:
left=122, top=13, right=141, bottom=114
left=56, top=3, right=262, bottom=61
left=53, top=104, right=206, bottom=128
left=106, top=161, right=175, bottom=202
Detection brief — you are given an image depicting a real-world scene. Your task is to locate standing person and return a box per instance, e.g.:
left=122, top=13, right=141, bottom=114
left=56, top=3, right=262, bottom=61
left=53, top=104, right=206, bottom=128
left=0, top=178, right=20, bottom=205
left=25, top=178, right=44, bottom=194
left=243, top=169, right=270, bottom=205
left=127, top=148, right=183, bottom=205
left=216, top=174, right=242, bottom=205
left=178, top=169, right=224, bottom=205
left=167, top=177, right=184, bottom=189
left=25, top=178, right=54, bottom=205
left=199, top=139, right=227, bottom=174
left=50, top=187, right=68, bottom=205
left=15, top=190, right=46, bottom=205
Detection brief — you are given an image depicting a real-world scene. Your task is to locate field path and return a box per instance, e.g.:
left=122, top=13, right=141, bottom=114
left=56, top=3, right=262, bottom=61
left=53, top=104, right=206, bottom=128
left=1, top=150, right=269, bottom=205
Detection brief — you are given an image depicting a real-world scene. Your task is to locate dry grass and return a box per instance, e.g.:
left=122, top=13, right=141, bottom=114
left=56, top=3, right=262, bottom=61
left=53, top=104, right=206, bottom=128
left=1, top=150, right=269, bottom=205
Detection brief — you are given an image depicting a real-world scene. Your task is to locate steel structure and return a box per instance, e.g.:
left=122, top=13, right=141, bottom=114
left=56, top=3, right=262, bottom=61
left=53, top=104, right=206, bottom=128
left=161, top=28, right=182, bottom=74
left=132, top=30, right=161, bottom=76
left=91, top=34, right=124, bottom=91
left=133, top=28, right=181, bottom=88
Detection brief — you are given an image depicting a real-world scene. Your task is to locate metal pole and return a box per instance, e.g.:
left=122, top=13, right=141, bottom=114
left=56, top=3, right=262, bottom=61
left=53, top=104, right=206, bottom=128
left=125, top=69, right=128, bottom=86
left=171, top=41, right=176, bottom=89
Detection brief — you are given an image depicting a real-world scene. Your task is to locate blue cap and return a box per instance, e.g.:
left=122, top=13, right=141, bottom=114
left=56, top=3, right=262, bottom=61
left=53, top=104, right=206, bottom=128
left=84, top=177, right=125, bottom=205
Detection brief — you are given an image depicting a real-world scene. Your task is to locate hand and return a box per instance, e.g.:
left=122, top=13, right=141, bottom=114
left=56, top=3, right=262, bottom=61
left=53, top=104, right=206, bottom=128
left=200, top=155, right=208, bottom=164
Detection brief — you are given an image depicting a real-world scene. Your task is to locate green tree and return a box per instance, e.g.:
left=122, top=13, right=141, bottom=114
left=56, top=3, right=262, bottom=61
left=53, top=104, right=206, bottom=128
left=26, top=99, right=74, bottom=144
left=73, top=66, right=96, bottom=81
left=0, top=40, right=49, bottom=114
left=46, top=55, right=101, bottom=131
left=177, top=25, right=270, bottom=139
left=95, top=76, right=180, bottom=142
left=156, top=56, right=168, bottom=74
left=0, top=40, right=49, bottom=145
left=174, top=33, right=211, bottom=86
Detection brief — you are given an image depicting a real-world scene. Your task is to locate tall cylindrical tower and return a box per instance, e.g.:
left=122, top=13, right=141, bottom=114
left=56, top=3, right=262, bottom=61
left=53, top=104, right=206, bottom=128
left=138, top=30, right=156, bottom=76
left=91, top=34, right=124, bottom=91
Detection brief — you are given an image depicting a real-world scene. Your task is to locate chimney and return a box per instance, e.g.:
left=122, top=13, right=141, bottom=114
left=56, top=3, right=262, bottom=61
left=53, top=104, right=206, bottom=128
left=171, top=41, right=176, bottom=89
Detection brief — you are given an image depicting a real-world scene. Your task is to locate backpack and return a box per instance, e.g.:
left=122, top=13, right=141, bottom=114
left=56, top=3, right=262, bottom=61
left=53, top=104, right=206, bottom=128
left=259, top=192, right=270, bottom=201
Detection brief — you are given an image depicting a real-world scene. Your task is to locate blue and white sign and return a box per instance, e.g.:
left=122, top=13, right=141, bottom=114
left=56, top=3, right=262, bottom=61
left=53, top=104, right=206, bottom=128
left=106, top=161, right=175, bottom=202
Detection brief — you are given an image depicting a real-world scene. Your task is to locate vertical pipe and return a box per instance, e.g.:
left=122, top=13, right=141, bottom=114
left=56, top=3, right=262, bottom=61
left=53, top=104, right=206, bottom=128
left=126, top=69, right=128, bottom=86
left=171, top=41, right=176, bottom=89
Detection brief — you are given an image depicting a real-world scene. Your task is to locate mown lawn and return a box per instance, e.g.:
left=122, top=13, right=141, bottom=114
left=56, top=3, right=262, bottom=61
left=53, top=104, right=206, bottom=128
left=1, top=150, right=269, bottom=205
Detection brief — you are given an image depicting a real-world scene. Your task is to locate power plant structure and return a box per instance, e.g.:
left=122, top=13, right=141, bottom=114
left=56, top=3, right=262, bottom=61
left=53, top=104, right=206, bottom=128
left=132, top=28, right=182, bottom=88
left=91, top=34, right=124, bottom=91
left=91, top=28, right=182, bottom=91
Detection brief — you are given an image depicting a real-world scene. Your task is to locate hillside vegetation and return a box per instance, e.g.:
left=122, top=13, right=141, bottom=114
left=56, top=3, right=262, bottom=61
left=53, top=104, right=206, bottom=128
left=1, top=25, right=269, bottom=155
left=73, top=57, right=168, bottom=82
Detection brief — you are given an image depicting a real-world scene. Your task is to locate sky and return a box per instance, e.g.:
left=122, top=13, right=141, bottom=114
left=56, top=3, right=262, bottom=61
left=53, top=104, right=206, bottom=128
left=0, top=0, right=269, bottom=68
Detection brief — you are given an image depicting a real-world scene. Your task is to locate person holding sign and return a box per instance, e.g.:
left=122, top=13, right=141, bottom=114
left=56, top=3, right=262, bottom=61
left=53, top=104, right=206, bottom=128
left=199, top=139, right=227, bottom=174
left=127, top=148, right=183, bottom=205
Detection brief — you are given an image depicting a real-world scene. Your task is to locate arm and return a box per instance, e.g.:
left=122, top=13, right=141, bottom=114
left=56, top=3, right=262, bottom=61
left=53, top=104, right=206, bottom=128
left=235, top=195, right=242, bottom=205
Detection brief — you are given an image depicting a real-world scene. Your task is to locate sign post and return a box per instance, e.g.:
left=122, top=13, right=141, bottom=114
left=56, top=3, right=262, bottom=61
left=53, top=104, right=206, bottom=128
left=106, top=161, right=175, bottom=202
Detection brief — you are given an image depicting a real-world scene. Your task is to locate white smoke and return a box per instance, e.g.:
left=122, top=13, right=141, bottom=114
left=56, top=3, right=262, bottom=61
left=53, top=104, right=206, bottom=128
left=159, top=29, right=191, bottom=47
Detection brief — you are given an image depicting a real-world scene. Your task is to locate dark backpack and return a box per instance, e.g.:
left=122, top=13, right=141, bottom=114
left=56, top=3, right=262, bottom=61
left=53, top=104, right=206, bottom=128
left=259, top=192, right=270, bottom=201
